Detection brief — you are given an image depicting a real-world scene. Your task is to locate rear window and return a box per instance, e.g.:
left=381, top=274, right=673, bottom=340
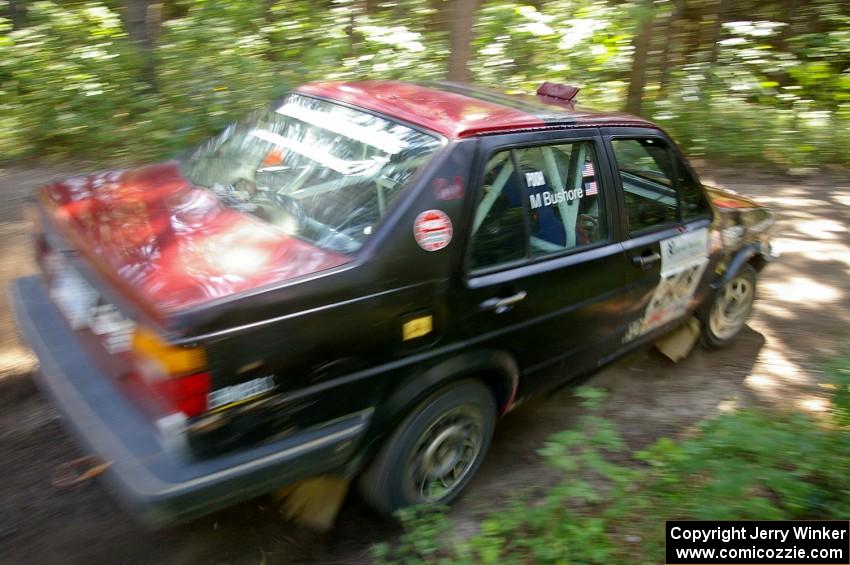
left=181, top=94, right=443, bottom=254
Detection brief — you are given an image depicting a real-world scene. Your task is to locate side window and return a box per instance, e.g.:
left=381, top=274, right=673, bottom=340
left=610, top=138, right=678, bottom=233
left=469, top=141, right=608, bottom=271
left=514, top=142, right=607, bottom=256
left=469, top=150, right=527, bottom=270
left=677, top=164, right=711, bottom=221
left=611, top=137, right=711, bottom=233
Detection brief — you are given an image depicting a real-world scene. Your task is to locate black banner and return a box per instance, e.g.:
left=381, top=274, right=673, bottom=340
left=666, top=521, right=850, bottom=564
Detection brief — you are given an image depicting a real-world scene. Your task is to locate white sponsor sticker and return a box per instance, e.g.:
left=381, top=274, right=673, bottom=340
left=47, top=254, right=136, bottom=352
left=50, top=267, right=99, bottom=330
left=624, top=228, right=710, bottom=342
left=207, top=375, right=276, bottom=410
left=525, top=171, right=546, bottom=188
left=659, top=228, right=709, bottom=277
left=722, top=225, right=745, bottom=249
left=89, top=303, right=136, bottom=353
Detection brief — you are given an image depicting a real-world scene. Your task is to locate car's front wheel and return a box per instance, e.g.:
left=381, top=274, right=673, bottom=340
left=358, top=380, right=496, bottom=518
left=701, top=264, right=757, bottom=348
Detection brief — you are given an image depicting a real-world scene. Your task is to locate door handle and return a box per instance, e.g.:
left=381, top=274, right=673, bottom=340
left=632, top=252, right=661, bottom=269
left=480, top=290, right=527, bottom=314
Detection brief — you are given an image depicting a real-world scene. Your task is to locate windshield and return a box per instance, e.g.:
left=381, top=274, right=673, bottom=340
left=180, top=94, right=443, bottom=254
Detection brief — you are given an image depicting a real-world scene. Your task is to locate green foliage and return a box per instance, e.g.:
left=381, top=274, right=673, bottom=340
left=151, top=1, right=280, bottom=155
left=1, top=0, right=849, bottom=167
left=471, top=0, right=634, bottom=109
left=378, top=354, right=850, bottom=564
left=828, top=350, right=850, bottom=426
left=0, top=0, right=446, bottom=162
left=0, top=2, right=146, bottom=159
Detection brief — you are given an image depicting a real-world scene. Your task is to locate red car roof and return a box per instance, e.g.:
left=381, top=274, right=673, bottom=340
left=295, top=80, right=657, bottom=139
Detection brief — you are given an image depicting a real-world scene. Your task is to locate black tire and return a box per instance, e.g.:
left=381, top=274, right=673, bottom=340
left=358, top=380, right=496, bottom=518
left=700, top=264, right=757, bottom=349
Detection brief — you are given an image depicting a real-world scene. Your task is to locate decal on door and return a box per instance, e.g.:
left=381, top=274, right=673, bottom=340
left=624, top=228, right=709, bottom=342
left=433, top=176, right=465, bottom=201
left=722, top=225, right=745, bottom=249
left=414, top=210, right=453, bottom=251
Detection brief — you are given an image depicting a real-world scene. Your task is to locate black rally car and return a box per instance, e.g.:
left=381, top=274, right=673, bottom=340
left=11, top=80, right=776, bottom=525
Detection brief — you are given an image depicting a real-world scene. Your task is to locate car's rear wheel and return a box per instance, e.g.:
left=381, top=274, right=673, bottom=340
left=701, top=265, right=757, bottom=348
left=358, top=380, right=496, bottom=518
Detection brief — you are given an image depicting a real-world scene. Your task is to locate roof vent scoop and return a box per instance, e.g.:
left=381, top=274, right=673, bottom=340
left=536, top=82, right=580, bottom=107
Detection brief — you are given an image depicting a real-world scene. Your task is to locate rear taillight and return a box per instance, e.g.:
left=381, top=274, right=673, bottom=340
left=154, top=372, right=211, bottom=418
left=131, top=328, right=210, bottom=418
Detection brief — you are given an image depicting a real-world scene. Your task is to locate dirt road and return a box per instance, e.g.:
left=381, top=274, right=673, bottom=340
left=0, top=163, right=847, bottom=564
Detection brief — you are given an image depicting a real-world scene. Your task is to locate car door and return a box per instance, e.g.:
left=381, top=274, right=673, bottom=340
left=600, top=127, right=714, bottom=348
left=452, top=129, right=630, bottom=398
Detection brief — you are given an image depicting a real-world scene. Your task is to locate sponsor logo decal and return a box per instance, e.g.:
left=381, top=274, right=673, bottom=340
left=525, top=171, right=546, bottom=188
left=433, top=176, right=464, bottom=200
left=722, top=225, right=745, bottom=249
left=660, top=228, right=709, bottom=276
left=624, top=228, right=709, bottom=342
left=414, top=209, right=453, bottom=252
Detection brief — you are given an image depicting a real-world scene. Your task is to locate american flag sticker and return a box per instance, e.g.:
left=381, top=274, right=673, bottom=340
left=583, top=160, right=598, bottom=195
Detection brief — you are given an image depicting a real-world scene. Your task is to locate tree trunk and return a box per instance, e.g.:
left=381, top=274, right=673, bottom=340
left=658, top=3, right=678, bottom=95
left=707, top=0, right=728, bottom=64
left=446, top=0, right=480, bottom=83
left=8, top=0, right=27, bottom=30
left=776, top=0, right=801, bottom=54
left=428, top=0, right=451, bottom=35
left=122, top=0, right=161, bottom=90
left=264, top=0, right=280, bottom=60
left=625, top=5, right=656, bottom=116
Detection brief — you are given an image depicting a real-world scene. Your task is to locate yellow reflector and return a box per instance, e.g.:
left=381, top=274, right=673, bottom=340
left=132, top=328, right=206, bottom=376
left=402, top=315, right=433, bottom=341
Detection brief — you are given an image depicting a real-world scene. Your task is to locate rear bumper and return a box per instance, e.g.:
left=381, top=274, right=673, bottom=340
left=9, top=276, right=369, bottom=527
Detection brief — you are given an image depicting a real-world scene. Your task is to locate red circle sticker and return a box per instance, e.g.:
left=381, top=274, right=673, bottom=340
left=414, top=209, right=453, bottom=252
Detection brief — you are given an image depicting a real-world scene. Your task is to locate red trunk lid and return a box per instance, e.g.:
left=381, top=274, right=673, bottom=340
left=38, top=162, right=351, bottom=320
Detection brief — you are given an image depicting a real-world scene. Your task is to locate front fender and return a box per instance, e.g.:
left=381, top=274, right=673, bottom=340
left=712, top=241, right=776, bottom=289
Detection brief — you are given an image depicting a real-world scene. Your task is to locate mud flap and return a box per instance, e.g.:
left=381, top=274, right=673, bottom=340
left=654, top=317, right=700, bottom=363
left=274, top=475, right=351, bottom=532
